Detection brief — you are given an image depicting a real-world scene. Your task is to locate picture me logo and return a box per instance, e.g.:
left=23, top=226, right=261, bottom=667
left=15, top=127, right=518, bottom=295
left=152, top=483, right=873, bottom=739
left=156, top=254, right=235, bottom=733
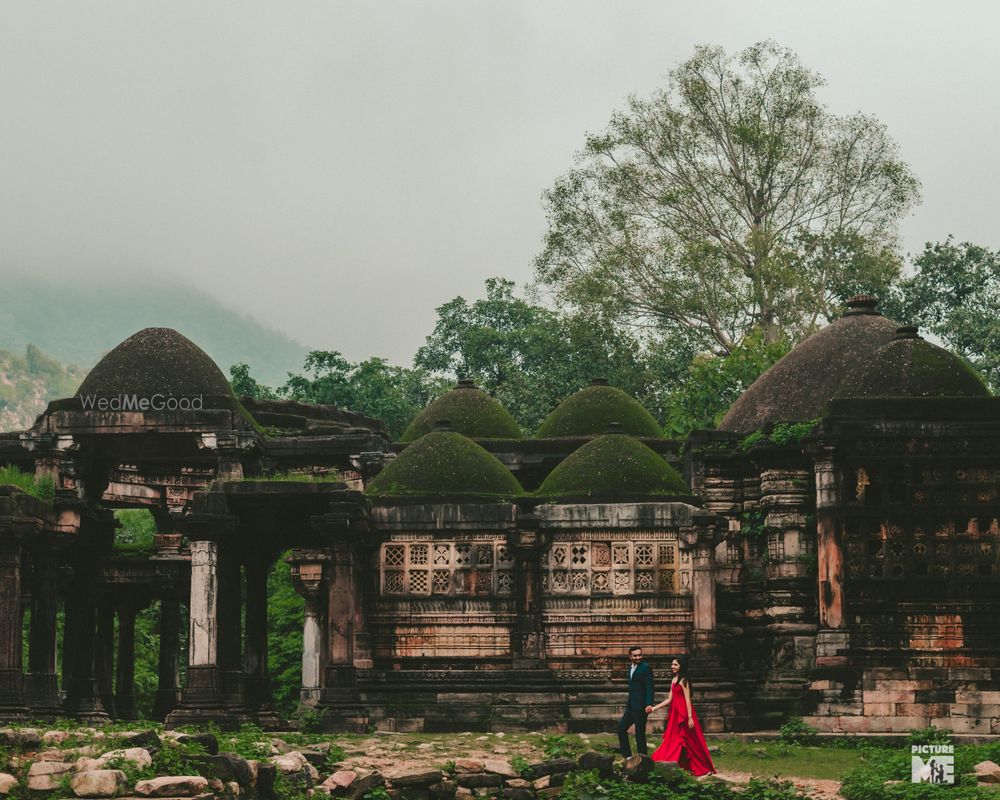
left=79, top=394, right=204, bottom=411
left=911, top=744, right=954, bottom=784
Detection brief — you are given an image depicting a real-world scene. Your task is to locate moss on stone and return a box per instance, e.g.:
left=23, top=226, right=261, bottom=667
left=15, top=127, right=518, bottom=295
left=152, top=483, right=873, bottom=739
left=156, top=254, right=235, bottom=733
left=76, top=327, right=234, bottom=398
left=535, top=433, right=689, bottom=499
left=400, top=381, right=522, bottom=442
left=835, top=334, right=990, bottom=400
left=366, top=430, right=524, bottom=499
left=535, top=382, right=662, bottom=439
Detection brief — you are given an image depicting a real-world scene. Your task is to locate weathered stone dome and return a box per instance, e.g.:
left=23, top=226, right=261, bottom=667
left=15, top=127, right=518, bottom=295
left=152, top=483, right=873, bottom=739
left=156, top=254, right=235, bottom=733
left=75, top=327, right=233, bottom=399
left=367, top=428, right=523, bottom=499
left=536, top=379, right=662, bottom=438
left=836, top=326, right=989, bottom=399
left=400, top=380, right=522, bottom=442
left=718, top=296, right=899, bottom=433
left=536, top=430, right=689, bottom=500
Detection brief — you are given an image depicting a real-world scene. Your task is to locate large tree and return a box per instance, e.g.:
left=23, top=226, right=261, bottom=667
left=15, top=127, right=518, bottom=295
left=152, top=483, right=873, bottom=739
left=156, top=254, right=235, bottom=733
left=535, top=41, right=921, bottom=354
left=414, top=278, right=699, bottom=433
left=886, top=238, right=1000, bottom=390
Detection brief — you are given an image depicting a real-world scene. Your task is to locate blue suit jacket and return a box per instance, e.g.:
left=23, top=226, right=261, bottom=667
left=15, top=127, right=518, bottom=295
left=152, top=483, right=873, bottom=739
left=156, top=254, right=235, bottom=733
left=626, top=662, right=655, bottom=711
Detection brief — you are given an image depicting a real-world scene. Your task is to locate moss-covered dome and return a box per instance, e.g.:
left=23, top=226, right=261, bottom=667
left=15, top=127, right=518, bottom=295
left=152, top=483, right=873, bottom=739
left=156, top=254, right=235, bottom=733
left=366, top=428, right=523, bottom=499
left=536, top=380, right=662, bottom=439
left=835, top=327, right=990, bottom=399
left=75, top=327, right=233, bottom=399
left=400, top=380, right=522, bottom=442
left=536, top=431, right=689, bottom=500
left=719, top=296, right=899, bottom=433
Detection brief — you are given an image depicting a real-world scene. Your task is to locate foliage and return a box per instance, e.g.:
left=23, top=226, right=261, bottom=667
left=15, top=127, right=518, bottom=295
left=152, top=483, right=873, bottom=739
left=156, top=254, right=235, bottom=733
left=231, top=354, right=448, bottom=440
left=662, top=331, right=790, bottom=435
left=267, top=556, right=306, bottom=720
left=560, top=768, right=807, bottom=800
left=0, top=466, right=55, bottom=502
left=114, top=509, right=156, bottom=551
left=535, top=40, right=920, bottom=354
left=359, top=789, right=392, bottom=800
left=415, top=277, right=698, bottom=434
left=905, top=727, right=953, bottom=747
left=779, top=717, right=819, bottom=746
left=539, top=734, right=586, bottom=760
left=885, top=238, right=1000, bottom=391
left=740, top=421, right=818, bottom=451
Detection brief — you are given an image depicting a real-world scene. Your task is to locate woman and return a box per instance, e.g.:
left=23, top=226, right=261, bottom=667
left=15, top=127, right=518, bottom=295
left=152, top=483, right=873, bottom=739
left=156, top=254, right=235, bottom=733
left=650, top=656, right=716, bottom=776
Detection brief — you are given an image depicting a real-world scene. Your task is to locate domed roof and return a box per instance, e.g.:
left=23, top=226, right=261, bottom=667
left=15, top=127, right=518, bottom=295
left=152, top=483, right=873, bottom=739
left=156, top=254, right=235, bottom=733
left=366, top=427, right=523, bottom=499
left=836, top=326, right=989, bottom=399
left=75, top=328, right=232, bottom=399
left=400, top=379, right=522, bottom=442
left=719, top=296, right=899, bottom=433
left=536, top=379, right=662, bottom=439
left=536, top=429, right=689, bottom=500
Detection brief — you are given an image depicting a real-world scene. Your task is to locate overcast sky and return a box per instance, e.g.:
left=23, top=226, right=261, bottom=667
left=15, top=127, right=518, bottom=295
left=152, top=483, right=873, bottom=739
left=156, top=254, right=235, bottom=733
left=1, top=1, right=996, bottom=365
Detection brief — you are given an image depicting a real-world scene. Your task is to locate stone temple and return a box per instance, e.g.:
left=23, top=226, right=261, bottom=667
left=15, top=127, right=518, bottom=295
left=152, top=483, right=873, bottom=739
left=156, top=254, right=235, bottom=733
left=1, top=294, right=998, bottom=733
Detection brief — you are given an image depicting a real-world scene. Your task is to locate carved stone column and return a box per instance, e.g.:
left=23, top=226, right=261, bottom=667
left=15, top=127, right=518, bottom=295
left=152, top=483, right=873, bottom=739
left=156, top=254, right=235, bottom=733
left=244, top=550, right=279, bottom=728
left=289, top=551, right=330, bottom=708
left=216, top=543, right=245, bottom=710
left=152, top=596, right=181, bottom=720
left=510, top=525, right=546, bottom=667
left=95, top=598, right=117, bottom=717
left=0, top=539, right=28, bottom=719
left=63, top=516, right=111, bottom=723
left=25, top=550, right=61, bottom=716
left=166, top=539, right=227, bottom=727
left=115, top=600, right=139, bottom=720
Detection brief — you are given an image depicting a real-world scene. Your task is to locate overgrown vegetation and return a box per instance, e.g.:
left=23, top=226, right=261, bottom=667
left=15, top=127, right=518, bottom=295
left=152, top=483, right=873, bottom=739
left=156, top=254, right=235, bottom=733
left=0, top=465, right=54, bottom=501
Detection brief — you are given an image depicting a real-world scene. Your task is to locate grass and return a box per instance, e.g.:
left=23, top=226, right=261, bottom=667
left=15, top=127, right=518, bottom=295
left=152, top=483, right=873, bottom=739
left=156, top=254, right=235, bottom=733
left=710, top=739, right=867, bottom=780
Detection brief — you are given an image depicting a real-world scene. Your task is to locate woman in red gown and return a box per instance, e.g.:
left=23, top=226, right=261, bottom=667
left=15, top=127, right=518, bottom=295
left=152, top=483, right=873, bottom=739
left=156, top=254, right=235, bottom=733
left=650, top=657, right=717, bottom=776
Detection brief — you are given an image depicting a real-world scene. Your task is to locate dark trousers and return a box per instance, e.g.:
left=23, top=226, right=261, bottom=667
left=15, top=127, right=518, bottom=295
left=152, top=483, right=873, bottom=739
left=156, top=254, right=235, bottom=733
left=617, top=705, right=649, bottom=756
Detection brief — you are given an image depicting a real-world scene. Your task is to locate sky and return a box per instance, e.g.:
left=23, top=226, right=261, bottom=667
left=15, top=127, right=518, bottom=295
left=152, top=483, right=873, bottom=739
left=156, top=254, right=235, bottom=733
left=1, top=1, right=997, bottom=365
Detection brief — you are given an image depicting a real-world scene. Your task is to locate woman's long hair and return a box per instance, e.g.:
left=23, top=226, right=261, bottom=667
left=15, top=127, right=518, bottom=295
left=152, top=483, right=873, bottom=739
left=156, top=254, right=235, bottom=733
left=674, top=655, right=692, bottom=689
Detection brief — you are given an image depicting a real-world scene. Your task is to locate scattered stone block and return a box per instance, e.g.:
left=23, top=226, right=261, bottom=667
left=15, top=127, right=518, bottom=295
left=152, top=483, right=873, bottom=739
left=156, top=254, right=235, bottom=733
left=27, top=761, right=74, bottom=792
left=622, top=754, right=654, bottom=783
left=70, top=769, right=127, bottom=798
left=389, top=768, right=443, bottom=788
left=482, top=760, right=516, bottom=778
left=577, top=751, right=613, bottom=779
left=98, top=749, right=153, bottom=769
left=975, top=761, right=1000, bottom=784
left=452, top=760, right=482, bottom=775
left=0, top=774, right=18, bottom=795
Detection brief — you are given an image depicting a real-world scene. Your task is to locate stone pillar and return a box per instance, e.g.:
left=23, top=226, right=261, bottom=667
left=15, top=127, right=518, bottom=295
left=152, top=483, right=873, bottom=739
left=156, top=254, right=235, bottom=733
left=152, top=597, right=181, bottom=720
left=95, top=599, right=117, bottom=718
left=692, top=540, right=717, bottom=632
left=63, top=553, right=108, bottom=722
left=0, top=540, right=28, bottom=719
left=290, top=552, right=329, bottom=708
left=510, top=526, right=546, bottom=667
left=166, top=540, right=224, bottom=727
left=815, top=457, right=845, bottom=633
left=216, top=544, right=245, bottom=710
left=115, top=601, right=139, bottom=720
left=244, top=552, right=279, bottom=728
left=151, top=510, right=183, bottom=556
left=25, top=552, right=60, bottom=715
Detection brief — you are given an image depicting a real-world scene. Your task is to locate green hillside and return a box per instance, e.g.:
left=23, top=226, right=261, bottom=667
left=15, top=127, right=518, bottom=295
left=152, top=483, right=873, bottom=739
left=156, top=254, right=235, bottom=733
left=0, top=345, right=87, bottom=431
left=0, top=274, right=307, bottom=388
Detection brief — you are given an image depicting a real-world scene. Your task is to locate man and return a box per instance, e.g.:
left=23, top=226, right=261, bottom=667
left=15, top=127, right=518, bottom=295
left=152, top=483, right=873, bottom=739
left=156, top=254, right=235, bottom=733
left=617, top=645, right=655, bottom=757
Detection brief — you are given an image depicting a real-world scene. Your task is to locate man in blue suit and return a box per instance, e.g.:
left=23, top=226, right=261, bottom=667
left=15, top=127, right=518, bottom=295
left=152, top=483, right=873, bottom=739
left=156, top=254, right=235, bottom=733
left=617, top=645, right=655, bottom=757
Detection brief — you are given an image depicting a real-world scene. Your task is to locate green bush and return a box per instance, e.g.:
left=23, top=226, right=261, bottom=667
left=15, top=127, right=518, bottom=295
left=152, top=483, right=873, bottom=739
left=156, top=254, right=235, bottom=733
left=779, top=717, right=819, bottom=746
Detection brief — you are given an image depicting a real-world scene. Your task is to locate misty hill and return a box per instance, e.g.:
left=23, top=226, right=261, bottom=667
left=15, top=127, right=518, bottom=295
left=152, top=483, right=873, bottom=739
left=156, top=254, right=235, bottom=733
left=0, top=344, right=87, bottom=431
left=0, top=274, right=307, bottom=387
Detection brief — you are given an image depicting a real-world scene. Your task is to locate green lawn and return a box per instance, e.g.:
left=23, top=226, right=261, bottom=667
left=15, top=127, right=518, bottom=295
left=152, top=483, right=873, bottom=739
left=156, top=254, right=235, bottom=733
left=711, top=739, right=867, bottom=780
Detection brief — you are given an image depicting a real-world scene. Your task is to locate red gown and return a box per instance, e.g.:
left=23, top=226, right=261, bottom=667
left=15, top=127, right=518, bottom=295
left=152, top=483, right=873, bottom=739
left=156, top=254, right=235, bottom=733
left=651, top=680, right=717, bottom=776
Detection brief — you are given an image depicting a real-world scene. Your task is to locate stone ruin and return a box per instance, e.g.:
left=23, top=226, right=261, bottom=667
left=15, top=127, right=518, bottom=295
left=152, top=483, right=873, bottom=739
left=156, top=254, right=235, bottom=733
left=0, top=295, right=998, bottom=734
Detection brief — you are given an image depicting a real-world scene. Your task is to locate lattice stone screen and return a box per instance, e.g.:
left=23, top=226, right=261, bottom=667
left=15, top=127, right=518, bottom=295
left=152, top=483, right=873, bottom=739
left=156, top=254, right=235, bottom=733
left=380, top=536, right=514, bottom=596
left=542, top=532, right=688, bottom=595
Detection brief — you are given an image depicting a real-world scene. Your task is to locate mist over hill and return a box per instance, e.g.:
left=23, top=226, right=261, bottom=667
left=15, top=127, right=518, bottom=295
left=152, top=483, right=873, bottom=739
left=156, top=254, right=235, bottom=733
left=0, top=274, right=308, bottom=387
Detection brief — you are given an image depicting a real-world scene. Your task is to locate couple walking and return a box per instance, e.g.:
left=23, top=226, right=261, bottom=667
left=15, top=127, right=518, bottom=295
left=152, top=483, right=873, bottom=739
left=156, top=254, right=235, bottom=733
left=618, top=646, right=716, bottom=777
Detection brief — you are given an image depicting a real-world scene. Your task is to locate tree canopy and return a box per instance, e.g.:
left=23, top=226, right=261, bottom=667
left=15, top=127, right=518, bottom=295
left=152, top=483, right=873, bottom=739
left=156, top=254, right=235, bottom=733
left=535, top=41, right=921, bottom=354
left=886, top=238, right=1000, bottom=391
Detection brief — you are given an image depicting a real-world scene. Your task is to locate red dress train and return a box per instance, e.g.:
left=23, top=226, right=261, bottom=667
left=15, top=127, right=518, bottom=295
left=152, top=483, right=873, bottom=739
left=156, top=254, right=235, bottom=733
left=651, top=680, right=717, bottom=776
